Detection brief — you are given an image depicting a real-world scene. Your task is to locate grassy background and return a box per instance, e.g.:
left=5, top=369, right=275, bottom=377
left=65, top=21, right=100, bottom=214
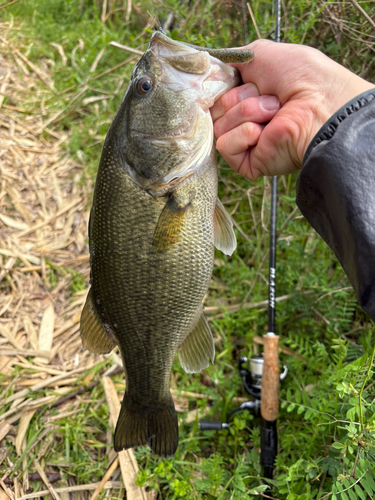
left=1, top=0, right=375, bottom=498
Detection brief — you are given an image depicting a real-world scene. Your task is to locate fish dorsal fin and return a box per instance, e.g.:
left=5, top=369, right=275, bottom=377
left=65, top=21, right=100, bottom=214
left=153, top=196, right=190, bottom=251
left=80, top=288, right=116, bottom=354
left=213, top=198, right=237, bottom=256
left=178, top=307, right=215, bottom=374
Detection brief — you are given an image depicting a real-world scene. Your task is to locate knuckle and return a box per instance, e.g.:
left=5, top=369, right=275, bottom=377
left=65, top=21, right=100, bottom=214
left=216, top=135, right=225, bottom=153
left=213, top=119, right=223, bottom=139
left=239, top=99, right=255, bottom=116
left=221, top=88, right=241, bottom=112
left=242, top=121, right=254, bottom=136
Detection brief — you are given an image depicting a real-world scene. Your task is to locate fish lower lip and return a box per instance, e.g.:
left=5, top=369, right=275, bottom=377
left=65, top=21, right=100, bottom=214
left=199, top=73, right=240, bottom=111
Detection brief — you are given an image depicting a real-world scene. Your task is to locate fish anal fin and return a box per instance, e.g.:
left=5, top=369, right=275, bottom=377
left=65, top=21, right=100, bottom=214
left=213, top=198, right=237, bottom=256
left=153, top=196, right=189, bottom=251
left=178, top=308, right=215, bottom=374
left=114, top=393, right=178, bottom=457
left=80, top=288, right=116, bottom=354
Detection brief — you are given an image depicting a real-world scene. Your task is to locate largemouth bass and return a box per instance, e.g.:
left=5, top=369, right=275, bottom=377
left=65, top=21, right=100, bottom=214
left=80, top=33, right=254, bottom=456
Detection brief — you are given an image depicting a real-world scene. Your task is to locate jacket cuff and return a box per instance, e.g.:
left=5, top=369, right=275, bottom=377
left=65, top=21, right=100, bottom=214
left=296, top=88, right=375, bottom=321
left=303, top=89, right=375, bottom=162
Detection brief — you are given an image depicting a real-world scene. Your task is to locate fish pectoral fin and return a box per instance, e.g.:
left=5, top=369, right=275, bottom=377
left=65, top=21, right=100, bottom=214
left=178, top=308, right=215, bottom=374
left=153, top=196, right=190, bottom=251
left=80, top=288, right=116, bottom=354
left=213, top=198, right=237, bottom=256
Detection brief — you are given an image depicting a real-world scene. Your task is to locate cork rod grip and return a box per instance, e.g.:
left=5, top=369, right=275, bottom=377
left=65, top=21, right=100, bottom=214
left=260, top=334, right=279, bottom=421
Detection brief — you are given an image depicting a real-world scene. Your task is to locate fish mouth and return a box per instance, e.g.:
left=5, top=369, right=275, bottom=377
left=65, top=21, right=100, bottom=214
left=142, top=34, right=240, bottom=140
left=148, top=32, right=241, bottom=111
left=199, top=66, right=240, bottom=111
left=148, top=32, right=203, bottom=60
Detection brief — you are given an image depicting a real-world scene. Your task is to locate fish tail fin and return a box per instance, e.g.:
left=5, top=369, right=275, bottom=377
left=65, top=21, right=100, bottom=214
left=114, top=392, right=178, bottom=457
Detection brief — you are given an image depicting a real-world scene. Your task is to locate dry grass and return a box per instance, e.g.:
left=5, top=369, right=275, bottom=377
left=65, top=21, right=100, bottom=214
left=319, top=0, right=375, bottom=79
left=0, top=21, right=156, bottom=500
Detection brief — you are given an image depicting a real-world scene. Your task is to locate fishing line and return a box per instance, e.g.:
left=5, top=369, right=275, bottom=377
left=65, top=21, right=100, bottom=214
left=269, top=0, right=280, bottom=336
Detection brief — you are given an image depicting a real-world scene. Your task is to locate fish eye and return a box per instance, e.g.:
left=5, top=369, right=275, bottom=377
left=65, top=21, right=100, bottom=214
left=136, top=76, right=153, bottom=96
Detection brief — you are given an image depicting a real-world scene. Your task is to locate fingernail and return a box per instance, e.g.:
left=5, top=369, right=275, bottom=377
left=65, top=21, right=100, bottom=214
left=240, top=83, right=259, bottom=100
left=260, top=95, right=280, bottom=111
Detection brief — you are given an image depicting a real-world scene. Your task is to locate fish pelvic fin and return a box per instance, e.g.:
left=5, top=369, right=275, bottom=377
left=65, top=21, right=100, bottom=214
left=178, top=306, right=215, bottom=373
left=213, top=198, right=237, bottom=256
left=114, top=393, right=178, bottom=457
left=80, top=288, right=116, bottom=354
left=152, top=196, right=189, bottom=251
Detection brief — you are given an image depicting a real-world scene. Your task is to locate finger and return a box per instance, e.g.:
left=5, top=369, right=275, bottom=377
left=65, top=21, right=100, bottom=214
left=217, top=146, right=263, bottom=181
left=214, top=95, right=280, bottom=138
left=216, top=121, right=264, bottom=178
left=210, top=83, right=259, bottom=122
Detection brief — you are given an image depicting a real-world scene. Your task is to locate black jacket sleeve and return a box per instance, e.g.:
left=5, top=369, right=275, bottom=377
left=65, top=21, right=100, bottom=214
left=296, top=88, right=375, bottom=321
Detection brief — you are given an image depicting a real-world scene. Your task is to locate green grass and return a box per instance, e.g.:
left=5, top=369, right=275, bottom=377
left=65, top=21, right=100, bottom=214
left=1, top=0, right=375, bottom=498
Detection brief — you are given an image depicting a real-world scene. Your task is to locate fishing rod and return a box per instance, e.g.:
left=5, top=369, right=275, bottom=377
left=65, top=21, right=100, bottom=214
left=260, top=0, right=281, bottom=479
left=199, top=0, right=285, bottom=483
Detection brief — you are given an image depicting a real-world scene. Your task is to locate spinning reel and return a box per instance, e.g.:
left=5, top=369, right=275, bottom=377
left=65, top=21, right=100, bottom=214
left=199, top=350, right=288, bottom=430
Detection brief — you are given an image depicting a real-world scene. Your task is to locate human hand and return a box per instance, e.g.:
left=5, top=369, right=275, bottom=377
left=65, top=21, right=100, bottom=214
left=211, top=39, right=374, bottom=179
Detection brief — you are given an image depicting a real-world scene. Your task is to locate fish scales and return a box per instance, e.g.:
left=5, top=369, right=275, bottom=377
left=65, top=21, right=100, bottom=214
left=80, top=32, right=254, bottom=456
left=91, top=146, right=217, bottom=395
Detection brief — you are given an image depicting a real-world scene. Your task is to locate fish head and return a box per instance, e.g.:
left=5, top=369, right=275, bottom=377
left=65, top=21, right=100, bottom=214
left=112, top=32, right=241, bottom=187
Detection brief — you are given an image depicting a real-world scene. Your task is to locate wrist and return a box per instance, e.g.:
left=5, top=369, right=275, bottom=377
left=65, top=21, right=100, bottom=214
left=293, top=53, right=375, bottom=163
left=303, top=87, right=375, bottom=163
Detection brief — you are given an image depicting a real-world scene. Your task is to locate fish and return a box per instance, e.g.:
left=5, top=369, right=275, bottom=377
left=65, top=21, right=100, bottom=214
left=80, top=32, right=254, bottom=456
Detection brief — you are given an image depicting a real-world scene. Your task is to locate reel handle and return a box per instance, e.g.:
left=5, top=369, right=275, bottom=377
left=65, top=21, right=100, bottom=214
left=198, top=420, right=229, bottom=431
